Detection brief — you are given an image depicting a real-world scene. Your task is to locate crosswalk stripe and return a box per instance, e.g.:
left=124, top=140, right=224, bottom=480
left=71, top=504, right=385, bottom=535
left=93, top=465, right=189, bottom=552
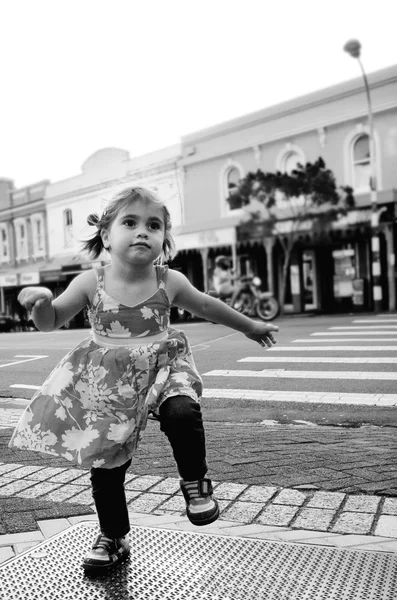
left=265, top=346, right=397, bottom=351
left=202, top=389, right=397, bottom=406
left=329, top=326, right=397, bottom=329
left=292, top=338, right=397, bottom=342
left=353, top=319, right=397, bottom=323
left=238, top=356, right=397, bottom=363
left=203, top=369, right=397, bottom=380
left=311, top=332, right=397, bottom=336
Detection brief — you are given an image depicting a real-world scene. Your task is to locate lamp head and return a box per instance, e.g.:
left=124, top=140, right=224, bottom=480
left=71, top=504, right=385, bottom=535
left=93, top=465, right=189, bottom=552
left=343, top=39, right=361, bottom=59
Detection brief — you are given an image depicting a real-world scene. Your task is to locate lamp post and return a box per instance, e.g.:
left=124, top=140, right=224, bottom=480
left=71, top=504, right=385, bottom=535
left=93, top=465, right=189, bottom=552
left=343, top=39, right=382, bottom=312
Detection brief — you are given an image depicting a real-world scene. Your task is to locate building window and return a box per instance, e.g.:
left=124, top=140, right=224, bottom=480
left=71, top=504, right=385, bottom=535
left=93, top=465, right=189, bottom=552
left=282, top=151, right=301, bottom=174
left=64, top=209, right=73, bottom=246
left=14, top=218, right=29, bottom=261
left=221, top=163, right=244, bottom=213
left=0, top=225, right=10, bottom=263
left=352, top=134, right=371, bottom=191
left=31, top=214, right=45, bottom=257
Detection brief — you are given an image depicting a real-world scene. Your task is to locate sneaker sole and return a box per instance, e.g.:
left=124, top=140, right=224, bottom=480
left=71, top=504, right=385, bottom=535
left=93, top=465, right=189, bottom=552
left=186, top=503, right=220, bottom=526
left=82, top=549, right=130, bottom=574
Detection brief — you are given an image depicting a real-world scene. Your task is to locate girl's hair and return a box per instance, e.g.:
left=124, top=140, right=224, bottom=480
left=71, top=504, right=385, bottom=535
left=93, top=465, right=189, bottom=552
left=82, top=186, right=177, bottom=262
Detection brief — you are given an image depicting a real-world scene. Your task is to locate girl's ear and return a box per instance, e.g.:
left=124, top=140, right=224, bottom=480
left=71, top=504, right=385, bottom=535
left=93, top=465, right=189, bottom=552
left=100, top=229, right=110, bottom=250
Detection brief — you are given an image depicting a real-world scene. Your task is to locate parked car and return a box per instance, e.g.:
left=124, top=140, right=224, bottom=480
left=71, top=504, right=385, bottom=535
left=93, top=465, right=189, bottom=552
left=0, top=313, right=17, bottom=333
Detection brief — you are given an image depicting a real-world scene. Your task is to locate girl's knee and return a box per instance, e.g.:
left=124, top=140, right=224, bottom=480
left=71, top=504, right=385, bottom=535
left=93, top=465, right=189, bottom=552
left=160, top=395, right=202, bottom=426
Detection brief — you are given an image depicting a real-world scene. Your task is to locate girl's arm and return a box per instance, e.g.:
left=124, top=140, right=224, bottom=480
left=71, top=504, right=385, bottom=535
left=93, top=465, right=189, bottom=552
left=18, top=270, right=96, bottom=332
left=167, top=270, right=278, bottom=346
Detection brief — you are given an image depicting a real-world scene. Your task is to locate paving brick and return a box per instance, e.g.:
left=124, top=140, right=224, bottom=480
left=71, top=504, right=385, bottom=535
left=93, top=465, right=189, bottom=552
left=221, top=501, right=263, bottom=523
left=125, top=475, right=163, bottom=491
left=149, top=478, right=180, bottom=494
left=374, top=515, right=397, bottom=538
left=46, top=484, right=90, bottom=503
left=272, top=489, right=307, bottom=506
left=257, top=505, right=298, bottom=527
left=16, top=482, right=62, bottom=499
left=46, top=468, right=87, bottom=484
left=331, top=512, right=374, bottom=535
left=343, top=494, right=381, bottom=513
left=213, top=482, right=248, bottom=500
left=0, top=480, right=36, bottom=495
left=381, top=498, right=397, bottom=515
left=238, top=485, right=278, bottom=503
left=292, top=508, right=335, bottom=531
left=307, top=491, right=345, bottom=510
left=127, top=493, right=169, bottom=513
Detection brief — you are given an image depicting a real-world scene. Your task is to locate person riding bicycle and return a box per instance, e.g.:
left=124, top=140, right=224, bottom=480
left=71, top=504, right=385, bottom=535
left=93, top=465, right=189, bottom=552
left=212, top=255, right=235, bottom=299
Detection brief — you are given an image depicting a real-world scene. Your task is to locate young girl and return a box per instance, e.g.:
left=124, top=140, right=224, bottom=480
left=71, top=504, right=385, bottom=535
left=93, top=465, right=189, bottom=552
left=11, top=186, right=278, bottom=573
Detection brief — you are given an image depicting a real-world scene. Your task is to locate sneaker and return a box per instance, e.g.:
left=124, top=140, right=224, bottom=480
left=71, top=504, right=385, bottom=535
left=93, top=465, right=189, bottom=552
left=82, top=533, right=130, bottom=573
left=180, top=478, right=220, bottom=526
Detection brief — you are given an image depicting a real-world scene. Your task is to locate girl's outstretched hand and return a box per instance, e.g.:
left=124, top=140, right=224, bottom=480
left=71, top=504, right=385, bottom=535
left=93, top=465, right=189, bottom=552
left=245, top=321, right=279, bottom=348
left=18, top=287, right=53, bottom=311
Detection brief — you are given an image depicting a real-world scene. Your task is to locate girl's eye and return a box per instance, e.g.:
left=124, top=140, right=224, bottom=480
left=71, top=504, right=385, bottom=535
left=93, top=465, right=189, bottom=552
left=123, top=219, right=136, bottom=227
left=149, top=222, right=161, bottom=230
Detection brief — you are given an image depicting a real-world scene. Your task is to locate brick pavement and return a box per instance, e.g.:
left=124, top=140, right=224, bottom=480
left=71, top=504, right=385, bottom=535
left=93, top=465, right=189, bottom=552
left=1, top=415, right=397, bottom=562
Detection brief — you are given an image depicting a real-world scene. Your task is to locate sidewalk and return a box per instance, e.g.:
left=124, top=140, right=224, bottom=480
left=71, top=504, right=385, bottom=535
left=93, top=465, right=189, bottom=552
left=1, top=406, right=397, bottom=566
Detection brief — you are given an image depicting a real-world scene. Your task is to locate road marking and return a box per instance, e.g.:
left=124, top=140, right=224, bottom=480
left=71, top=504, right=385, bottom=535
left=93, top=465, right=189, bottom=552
left=238, top=356, right=397, bottom=363
left=311, top=331, right=397, bottom=336
left=0, top=355, right=48, bottom=369
left=202, top=389, right=397, bottom=406
left=191, top=332, right=237, bottom=349
left=292, top=338, right=397, bottom=342
left=204, top=369, right=397, bottom=380
left=353, top=319, right=397, bottom=323
left=263, top=346, right=397, bottom=351
left=329, top=326, right=397, bottom=329
left=9, top=384, right=40, bottom=390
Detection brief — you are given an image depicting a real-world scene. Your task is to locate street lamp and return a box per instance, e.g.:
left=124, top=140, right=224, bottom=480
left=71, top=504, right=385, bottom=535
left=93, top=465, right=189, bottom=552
left=343, top=39, right=382, bottom=312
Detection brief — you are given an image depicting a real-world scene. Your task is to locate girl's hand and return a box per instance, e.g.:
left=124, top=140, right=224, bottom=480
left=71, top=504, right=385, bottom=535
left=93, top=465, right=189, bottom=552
left=245, top=321, right=279, bottom=348
left=18, top=287, right=53, bottom=311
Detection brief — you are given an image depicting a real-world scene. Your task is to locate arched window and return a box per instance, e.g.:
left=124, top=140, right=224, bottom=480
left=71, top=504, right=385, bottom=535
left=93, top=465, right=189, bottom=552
left=276, top=145, right=305, bottom=175
left=222, top=165, right=243, bottom=212
left=64, top=209, right=73, bottom=246
left=352, top=134, right=371, bottom=190
left=282, top=152, right=301, bottom=174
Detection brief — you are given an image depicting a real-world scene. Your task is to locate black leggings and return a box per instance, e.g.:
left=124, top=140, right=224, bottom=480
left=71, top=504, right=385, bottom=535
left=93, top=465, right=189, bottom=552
left=90, top=395, right=207, bottom=538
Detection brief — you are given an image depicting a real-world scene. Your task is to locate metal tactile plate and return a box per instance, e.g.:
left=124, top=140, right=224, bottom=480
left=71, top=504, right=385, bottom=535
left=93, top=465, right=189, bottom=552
left=1, top=522, right=396, bottom=599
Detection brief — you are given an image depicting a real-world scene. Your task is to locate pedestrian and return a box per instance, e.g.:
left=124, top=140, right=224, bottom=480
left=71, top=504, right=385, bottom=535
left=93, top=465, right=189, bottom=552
left=10, top=186, right=278, bottom=573
left=212, top=255, right=235, bottom=298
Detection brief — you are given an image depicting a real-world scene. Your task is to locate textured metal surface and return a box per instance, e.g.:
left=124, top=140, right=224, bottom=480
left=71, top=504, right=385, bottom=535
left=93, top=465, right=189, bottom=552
left=1, top=522, right=396, bottom=600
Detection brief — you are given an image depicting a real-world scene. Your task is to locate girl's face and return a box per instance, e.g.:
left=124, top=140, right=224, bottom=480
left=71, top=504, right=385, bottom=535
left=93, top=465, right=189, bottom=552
left=101, top=199, right=165, bottom=265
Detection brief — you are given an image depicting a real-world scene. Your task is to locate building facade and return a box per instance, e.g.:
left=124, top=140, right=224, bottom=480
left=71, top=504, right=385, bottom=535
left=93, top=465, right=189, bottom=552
left=176, top=64, right=397, bottom=313
left=0, top=179, right=49, bottom=319
left=0, top=145, right=184, bottom=326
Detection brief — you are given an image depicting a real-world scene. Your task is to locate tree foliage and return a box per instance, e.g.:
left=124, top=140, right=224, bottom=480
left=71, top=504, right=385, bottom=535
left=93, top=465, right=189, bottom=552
left=227, top=157, right=355, bottom=311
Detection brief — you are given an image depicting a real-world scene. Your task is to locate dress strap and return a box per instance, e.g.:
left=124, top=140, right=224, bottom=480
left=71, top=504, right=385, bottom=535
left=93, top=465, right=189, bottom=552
left=155, top=264, right=168, bottom=286
left=96, top=267, right=105, bottom=289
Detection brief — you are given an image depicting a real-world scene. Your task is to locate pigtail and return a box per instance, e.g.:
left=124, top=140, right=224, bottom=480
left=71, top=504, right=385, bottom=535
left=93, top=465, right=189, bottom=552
left=81, top=213, right=106, bottom=259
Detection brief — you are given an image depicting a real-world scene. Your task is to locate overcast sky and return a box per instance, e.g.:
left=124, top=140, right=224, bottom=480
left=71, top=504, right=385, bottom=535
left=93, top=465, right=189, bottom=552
left=1, top=0, right=396, bottom=188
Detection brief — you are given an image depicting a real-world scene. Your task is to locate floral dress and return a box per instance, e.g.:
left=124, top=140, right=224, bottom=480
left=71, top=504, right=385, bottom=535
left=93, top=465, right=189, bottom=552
left=9, top=266, right=203, bottom=469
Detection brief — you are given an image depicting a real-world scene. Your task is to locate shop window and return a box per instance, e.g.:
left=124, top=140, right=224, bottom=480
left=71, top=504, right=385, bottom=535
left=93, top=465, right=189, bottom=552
left=0, top=225, right=9, bottom=263
left=64, top=209, right=73, bottom=246
left=14, top=218, right=28, bottom=261
left=277, top=145, right=305, bottom=175
left=352, top=134, right=371, bottom=191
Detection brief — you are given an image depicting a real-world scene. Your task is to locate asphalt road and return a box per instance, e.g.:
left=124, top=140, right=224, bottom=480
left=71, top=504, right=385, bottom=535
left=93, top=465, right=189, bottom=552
left=1, top=313, right=396, bottom=428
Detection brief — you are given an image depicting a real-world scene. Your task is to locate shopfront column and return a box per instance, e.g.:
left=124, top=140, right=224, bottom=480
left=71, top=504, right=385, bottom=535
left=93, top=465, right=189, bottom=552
left=263, top=237, right=275, bottom=294
left=384, top=224, right=396, bottom=311
left=199, top=247, right=209, bottom=292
